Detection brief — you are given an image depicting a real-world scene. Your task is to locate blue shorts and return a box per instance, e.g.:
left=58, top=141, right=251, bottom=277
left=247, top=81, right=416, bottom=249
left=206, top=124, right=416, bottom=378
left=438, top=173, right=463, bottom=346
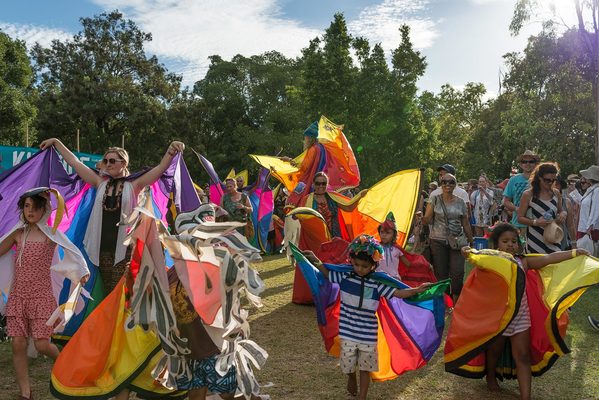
left=176, top=355, right=237, bottom=393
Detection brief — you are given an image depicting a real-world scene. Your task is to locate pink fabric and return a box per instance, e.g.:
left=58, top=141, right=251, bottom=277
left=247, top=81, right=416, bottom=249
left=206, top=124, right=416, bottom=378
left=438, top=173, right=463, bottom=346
left=6, top=240, right=57, bottom=338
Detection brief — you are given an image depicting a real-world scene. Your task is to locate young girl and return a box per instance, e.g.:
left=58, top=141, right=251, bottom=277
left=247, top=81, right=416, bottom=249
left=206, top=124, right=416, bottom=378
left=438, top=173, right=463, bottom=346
left=377, top=212, right=411, bottom=279
left=0, top=188, right=89, bottom=400
left=461, top=223, right=589, bottom=400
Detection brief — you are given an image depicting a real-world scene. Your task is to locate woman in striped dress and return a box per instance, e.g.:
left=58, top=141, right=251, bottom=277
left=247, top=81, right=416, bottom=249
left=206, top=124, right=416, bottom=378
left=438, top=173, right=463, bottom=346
left=517, top=162, right=567, bottom=254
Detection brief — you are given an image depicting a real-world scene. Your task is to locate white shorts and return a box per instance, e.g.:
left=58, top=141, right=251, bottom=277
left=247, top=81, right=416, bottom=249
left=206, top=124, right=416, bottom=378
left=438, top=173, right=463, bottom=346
left=339, top=339, right=378, bottom=373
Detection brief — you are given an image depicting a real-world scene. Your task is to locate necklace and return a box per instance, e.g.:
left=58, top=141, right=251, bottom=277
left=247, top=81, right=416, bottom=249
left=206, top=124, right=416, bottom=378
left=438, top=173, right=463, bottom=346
left=103, top=178, right=125, bottom=212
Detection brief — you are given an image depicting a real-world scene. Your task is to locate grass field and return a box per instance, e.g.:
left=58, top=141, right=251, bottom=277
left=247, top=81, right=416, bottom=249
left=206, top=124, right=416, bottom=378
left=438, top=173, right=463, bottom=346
left=1, top=254, right=598, bottom=399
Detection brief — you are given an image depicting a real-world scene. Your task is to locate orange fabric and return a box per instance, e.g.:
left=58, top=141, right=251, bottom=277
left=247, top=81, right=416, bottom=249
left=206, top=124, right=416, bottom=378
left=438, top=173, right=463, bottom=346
left=286, top=145, right=321, bottom=207
left=53, top=279, right=123, bottom=385
left=445, top=268, right=510, bottom=359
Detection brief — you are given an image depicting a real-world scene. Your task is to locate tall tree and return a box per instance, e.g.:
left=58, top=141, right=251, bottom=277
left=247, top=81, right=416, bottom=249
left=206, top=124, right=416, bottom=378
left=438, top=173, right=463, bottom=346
left=510, top=0, right=599, bottom=162
left=31, top=11, right=181, bottom=167
left=0, top=31, right=36, bottom=146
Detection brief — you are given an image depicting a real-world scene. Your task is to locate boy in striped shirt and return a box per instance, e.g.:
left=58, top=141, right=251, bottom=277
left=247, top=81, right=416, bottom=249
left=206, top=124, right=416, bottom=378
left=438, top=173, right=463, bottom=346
left=304, top=235, right=431, bottom=400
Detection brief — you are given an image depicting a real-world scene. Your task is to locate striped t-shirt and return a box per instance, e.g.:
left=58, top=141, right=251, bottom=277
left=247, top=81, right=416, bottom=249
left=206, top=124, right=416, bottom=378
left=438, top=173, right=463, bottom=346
left=329, top=270, right=397, bottom=344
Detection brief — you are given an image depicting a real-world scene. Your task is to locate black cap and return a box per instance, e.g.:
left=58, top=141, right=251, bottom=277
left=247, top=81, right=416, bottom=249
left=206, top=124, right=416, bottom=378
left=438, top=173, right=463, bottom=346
left=437, top=164, right=456, bottom=175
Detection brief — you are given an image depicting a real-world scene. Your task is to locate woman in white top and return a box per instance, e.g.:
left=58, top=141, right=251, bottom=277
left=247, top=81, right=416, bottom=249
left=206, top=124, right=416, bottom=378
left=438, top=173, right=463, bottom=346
left=576, top=165, right=599, bottom=256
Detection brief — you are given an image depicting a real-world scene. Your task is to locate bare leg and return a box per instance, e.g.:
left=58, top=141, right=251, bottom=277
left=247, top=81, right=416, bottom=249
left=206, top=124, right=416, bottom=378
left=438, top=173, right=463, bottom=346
left=346, top=372, right=357, bottom=396
left=189, top=387, right=208, bottom=400
left=114, top=389, right=131, bottom=400
left=12, top=337, right=30, bottom=398
left=358, top=370, right=370, bottom=400
left=33, top=338, right=59, bottom=360
left=510, top=330, right=532, bottom=400
left=485, top=336, right=506, bottom=392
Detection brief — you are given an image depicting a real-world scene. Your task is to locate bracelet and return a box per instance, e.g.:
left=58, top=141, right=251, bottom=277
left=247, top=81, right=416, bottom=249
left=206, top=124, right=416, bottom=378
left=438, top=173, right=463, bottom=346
left=533, top=219, right=537, bottom=226
left=571, top=249, right=577, bottom=258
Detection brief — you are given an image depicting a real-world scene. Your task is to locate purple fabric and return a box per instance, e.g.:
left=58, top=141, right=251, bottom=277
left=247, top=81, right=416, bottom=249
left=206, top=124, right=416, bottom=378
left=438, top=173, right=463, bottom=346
left=387, top=297, right=440, bottom=360
left=0, top=149, right=86, bottom=237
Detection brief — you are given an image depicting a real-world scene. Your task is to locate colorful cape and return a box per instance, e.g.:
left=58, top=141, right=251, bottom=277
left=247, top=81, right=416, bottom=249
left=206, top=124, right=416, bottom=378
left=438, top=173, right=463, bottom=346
left=0, top=148, right=200, bottom=342
left=250, top=115, right=360, bottom=206
left=444, top=249, right=599, bottom=379
left=289, top=242, right=447, bottom=381
left=194, top=152, right=275, bottom=253
left=283, top=169, right=422, bottom=304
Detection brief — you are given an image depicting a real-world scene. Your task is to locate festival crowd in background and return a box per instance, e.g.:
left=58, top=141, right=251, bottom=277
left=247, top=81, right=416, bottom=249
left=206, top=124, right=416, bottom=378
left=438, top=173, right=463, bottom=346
left=0, top=119, right=598, bottom=400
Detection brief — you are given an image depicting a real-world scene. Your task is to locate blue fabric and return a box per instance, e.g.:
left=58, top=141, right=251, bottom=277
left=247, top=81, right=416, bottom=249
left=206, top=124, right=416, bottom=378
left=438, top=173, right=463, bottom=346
left=303, top=121, right=319, bottom=137
left=503, top=173, right=530, bottom=228
left=176, top=355, right=237, bottom=392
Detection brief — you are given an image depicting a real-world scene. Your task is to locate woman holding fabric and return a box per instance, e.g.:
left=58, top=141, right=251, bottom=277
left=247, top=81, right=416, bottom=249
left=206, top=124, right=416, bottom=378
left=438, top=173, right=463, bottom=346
left=423, top=173, right=473, bottom=302
left=517, top=162, right=565, bottom=254
left=40, top=138, right=184, bottom=292
left=40, top=137, right=185, bottom=400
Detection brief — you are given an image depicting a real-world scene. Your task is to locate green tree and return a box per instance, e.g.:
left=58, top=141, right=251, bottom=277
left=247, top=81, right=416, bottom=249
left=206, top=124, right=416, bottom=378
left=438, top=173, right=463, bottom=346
left=510, top=0, right=599, bottom=163
left=31, top=11, right=181, bottom=167
left=0, top=31, right=36, bottom=146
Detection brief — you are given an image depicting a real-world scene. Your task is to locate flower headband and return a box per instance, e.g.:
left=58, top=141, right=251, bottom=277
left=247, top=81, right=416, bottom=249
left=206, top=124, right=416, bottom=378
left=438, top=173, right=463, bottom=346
left=348, top=234, right=384, bottom=262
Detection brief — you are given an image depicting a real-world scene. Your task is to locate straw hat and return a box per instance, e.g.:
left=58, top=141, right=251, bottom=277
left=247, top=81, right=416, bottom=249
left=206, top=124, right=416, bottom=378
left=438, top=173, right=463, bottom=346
left=543, top=221, right=564, bottom=244
left=517, top=150, right=540, bottom=162
left=580, top=165, right=599, bottom=182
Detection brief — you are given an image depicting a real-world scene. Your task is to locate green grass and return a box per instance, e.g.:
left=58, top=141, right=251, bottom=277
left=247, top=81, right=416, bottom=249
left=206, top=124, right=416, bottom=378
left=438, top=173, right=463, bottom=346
left=2, top=255, right=598, bottom=399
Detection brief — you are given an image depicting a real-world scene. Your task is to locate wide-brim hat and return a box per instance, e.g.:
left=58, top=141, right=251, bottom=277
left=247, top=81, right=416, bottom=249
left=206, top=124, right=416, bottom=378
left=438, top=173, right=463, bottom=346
left=517, top=150, right=540, bottom=162
left=543, top=221, right=564, bottom=244
left=580, top=165, right=599, bottom=182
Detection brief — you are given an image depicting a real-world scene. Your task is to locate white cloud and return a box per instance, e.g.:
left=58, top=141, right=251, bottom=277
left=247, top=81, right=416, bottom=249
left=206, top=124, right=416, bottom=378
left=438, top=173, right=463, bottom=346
left=91, top=0, right=320, bottom=86
left=0, top=22, right=72, bottom=49
left=348, top=0, right=439, bottom=51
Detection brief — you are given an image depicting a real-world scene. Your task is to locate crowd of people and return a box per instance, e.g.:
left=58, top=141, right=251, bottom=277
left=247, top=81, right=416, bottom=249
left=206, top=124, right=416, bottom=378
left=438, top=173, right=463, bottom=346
left=418, top=151, right=599, bottom=327
left=0, top=121, right=598, bottom=400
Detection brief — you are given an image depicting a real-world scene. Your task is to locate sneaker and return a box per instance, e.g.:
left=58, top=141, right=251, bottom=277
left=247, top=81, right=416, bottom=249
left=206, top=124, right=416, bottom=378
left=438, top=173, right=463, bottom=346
left=588, top=315, right=599, bottom=332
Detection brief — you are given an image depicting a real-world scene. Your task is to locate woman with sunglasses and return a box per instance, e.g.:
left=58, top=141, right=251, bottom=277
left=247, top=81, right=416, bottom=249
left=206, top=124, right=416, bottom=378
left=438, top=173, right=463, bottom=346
left=39, top=137, right=184, bottom=400
left=40, top=138, right=184, bottom=292
left=517, top=162, right=565, bottom=254
left=423, top=173, right=473, bottom=303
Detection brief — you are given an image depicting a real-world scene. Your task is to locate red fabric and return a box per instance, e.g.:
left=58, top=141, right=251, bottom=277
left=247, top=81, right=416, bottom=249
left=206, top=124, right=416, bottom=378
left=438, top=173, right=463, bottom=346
left=286, top=145, right=321, bottom=207
left=316, top=238, right=350, bottom=264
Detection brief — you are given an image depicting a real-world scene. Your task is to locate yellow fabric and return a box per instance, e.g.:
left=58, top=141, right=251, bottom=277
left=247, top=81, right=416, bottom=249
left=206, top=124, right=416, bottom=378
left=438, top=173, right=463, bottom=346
left=235, top=170, right=249, bottom=187
left=302, top=169, right=421, bottom=247
left=538, top=255, right=599, bottom=318
left=226, top=168, right=236, bottom=180
left=51, top=284, right=171, bottom=397
left=49, top=188, right=65, bottom=234
left=249, top=154, right=301, bottom=192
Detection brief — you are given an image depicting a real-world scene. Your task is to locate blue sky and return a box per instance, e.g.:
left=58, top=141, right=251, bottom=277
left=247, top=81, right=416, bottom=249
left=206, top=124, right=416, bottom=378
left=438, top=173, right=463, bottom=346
left=1, top=0, right=575, bottom=97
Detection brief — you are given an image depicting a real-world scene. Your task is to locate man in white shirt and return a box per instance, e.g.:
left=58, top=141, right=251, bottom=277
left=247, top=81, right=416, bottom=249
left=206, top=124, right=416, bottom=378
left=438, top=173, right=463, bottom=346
left=429, top=164, right=470, bottom=205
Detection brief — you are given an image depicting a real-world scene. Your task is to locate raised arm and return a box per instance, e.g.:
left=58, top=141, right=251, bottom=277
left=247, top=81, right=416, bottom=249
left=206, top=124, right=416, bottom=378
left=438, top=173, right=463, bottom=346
left=525, top=248, right=589, bottom=270
left=302, top=250, right=329, bottom=280
left=393, top=282, right=432, bottom=298
left=132, top=141, right=185, bottom=192
left=40, top=138, right=102, bottom=187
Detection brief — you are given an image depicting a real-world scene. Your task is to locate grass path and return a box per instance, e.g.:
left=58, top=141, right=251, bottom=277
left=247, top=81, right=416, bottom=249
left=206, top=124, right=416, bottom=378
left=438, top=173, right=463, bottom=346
left=1, top=254, right=598, bottom=399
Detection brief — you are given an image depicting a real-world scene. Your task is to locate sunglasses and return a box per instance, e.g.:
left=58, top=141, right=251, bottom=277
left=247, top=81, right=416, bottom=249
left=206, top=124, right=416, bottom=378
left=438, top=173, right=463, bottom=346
left=441, top=180, right=456, bottom=185
left=568, top=181, right=578, bottom=185
left=103, top=158, right=124, bottom=165
left=520, top=160, right=537, bottom=165
left=314, top=181, right=327, bottom=187
left=542, top=177, right=557, bottom=184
